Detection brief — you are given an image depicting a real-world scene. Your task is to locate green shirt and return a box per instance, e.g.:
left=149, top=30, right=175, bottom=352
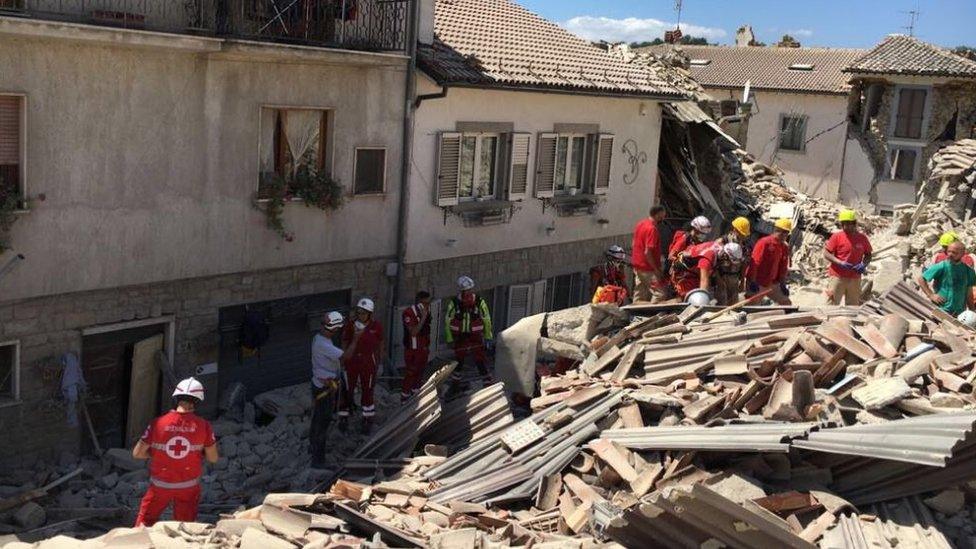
left=922, top=260, right=976, bottom=315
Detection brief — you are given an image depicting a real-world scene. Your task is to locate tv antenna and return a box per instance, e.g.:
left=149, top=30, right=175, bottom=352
left=674, top=0, right=683, bottom=30
left=900, top=2, right=920, bottom=36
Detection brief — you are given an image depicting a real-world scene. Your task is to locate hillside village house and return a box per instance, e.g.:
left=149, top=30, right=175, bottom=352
left=393, top=0, right=684, bottom=359
left=0, top=1, right=412, bottom=464
left=644, top=43, right=866, bottom=203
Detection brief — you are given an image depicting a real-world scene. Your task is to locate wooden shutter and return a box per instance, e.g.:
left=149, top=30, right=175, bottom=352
left=531, top=280, right=547, bottom=315
left=0, top=96, right=21, bottom=165
left=592, top=133, right=614, bottom=195
left=894, top=88, right=926, bottom=139
left=506, top=132, right=530, bottom=201
left=435, top=132, right=461, bottom=206
left=534, top=133, right=557, bottom=198
left=506, top=284, right=532, bottom=327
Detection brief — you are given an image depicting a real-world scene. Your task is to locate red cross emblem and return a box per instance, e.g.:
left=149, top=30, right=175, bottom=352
left=165, top=436, right=191, bottom=459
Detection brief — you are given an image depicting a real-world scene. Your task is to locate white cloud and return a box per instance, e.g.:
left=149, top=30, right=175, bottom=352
left=787, top=29, right=814, bottom=38
left=562, top=16, right=727, bottom=44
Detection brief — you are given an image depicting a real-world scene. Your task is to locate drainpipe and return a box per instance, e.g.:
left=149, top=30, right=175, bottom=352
left=388, top=0, right=421, bottom=363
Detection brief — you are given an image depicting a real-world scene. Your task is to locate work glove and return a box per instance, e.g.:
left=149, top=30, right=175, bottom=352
left=853, top=262, right=867, bottom=274
left=839, top=261, right=855, bottom=271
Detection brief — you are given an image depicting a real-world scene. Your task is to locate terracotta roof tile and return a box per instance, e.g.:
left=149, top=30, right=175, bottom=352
left=844, top=35, right=976, bottom=78
left=417, top=0, right=684, bottom=98
left=639, top=44, right=866, bottom=94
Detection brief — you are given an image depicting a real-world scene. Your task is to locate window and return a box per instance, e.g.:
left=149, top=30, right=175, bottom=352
left=889, top=147, right=919, bottom=181
left=788, top=63, right=814, bottom=71
left=778, top=115, right=807, bottom=152
left=458, top=133, right=499, bottom=201
left=0, top=95, right=24, bottom=202
left=689, top=59, right=711, bottom=66
left=435, top=131, right=530, bottom=207
left=554, top=135, right=587, bottom=194
left=720, top=100, right=739, bottom=117
left=893, top=87, right=927, bottom=139
left=259, top=107, right=331, bottom=194
left=535, top=132, right=614, bottom=198
left=545, top=273, right=585, bottom=311
left=353, top=148, right=386, bottom=195
left=0, top=341, right=19, bottom=402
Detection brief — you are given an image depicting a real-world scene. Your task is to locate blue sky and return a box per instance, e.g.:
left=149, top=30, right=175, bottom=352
left=519, top=0, right=976, bottom=49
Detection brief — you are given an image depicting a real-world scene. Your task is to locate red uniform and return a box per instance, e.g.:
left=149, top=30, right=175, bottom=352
left=750, top=235, right=790, bottom=287
left=631, top=218, right=661, bottom=272
left=672, top=241, right=719, bottom=298
left=825, top=231, right=872, bottom=278
left=589, top=262, right=627, bottom=296
left=340, top=319, right=383, bottom=418
left=668, top=230, right=692, bottom=263
left=135, top=410, right=215, bottom=526
left=401, top=304, right=431, bottom=399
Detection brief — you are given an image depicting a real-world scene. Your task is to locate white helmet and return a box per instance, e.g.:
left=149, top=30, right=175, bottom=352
left=722, top=242, right=744, bottom=262
left=606, top=245, right=627, bottom=262
left=356, top=297, right=375, bottom=313
left=691, top=216, right=712, bottom=233
left=457, top=276, right=475, bottom=291
left=958, top=310, right=976, bottom=329
left=685, top=289, right=712, bottom=307
left=173, top=377, right=205, bottom=402
left=322, top=311, right=344, bottom=330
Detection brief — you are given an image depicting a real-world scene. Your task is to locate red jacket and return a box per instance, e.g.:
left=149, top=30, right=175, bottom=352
left=750, top=235, right=790, bottom=287
left=141, top=411, right=215, bottom=487
left=342, top=319, right=383, bottom=368
left=401, top=304, right=431, bottom=351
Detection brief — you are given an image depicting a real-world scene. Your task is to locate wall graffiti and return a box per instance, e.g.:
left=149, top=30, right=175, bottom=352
left=622, top=139, right=647, bottom=185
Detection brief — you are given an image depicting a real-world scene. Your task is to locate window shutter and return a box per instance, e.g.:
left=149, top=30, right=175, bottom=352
left=531, top=280, right=547, bottom=315
left=506, top=284, right=532, bottom=327
left=506, top=132, right=530, bottom=201
left=435, top=132, right=461, bottom=206
left=0, top=96, right=21, bottom=165
left=592, top=133, right=614, bottom=195
left=534, top=133, right=557, bottom=198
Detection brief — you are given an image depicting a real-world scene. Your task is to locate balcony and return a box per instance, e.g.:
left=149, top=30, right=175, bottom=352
left=0, top=0, right=411, bottom=52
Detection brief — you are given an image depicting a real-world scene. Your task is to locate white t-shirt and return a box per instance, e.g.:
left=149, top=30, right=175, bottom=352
left=311, top=333, right=343, bottom=388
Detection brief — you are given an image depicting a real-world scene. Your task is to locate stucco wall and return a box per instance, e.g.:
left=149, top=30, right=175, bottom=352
left=404, top=77, right=662, bottom=265
left=705, top=87, right=849, bottom=201
left=839, top=136, right=876, bottom=208
left=0, top=31, right=407, bottom=302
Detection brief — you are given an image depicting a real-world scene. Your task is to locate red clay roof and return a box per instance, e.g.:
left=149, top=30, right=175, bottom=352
left=641, top=44, right=866, bottom=94
left=417, top=0, right=684, bottom=98
left=844, top=35, right=976, bottom=79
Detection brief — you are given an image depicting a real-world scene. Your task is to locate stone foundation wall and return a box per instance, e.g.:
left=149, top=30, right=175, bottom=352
left=0, top=257, right=392, bottom=466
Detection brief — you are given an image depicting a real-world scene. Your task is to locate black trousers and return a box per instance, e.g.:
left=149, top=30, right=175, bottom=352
left=309, top=382, right=337, bottom=463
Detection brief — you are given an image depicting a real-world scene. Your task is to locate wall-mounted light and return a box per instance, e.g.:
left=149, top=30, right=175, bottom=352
left=639, top=102, right=648, bottom=117
left=445, top=238, right=458, bottom=247
left=597, top=218, right=611, bottom=228
left=545, top=223, right=556, bottom=236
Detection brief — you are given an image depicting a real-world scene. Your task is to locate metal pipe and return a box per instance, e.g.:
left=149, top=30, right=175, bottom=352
left=414, top=85, right=448, bottom=108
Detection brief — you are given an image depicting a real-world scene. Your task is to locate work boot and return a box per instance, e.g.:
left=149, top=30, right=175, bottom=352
left=362, top=418, right=374, bottom=436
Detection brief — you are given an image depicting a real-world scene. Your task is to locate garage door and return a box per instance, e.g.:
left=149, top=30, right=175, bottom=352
left=218, top=290, right=350, bottom=397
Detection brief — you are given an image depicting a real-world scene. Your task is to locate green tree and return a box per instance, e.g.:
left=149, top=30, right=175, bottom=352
left=953, top=46, right=976, bottom=61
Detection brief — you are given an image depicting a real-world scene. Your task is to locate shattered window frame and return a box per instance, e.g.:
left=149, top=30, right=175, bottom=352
left=457, top=132, right=501, bottom=201
left=778, top=114, right=807, bottom=152
left=0, top=341, right=20, bottom=403
left=888, top=146, right=920, bottom=182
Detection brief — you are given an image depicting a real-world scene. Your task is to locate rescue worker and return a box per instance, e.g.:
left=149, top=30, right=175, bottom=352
left=929, top=232, right=975, bottom=269
left=672, top=240, right=741, bottom=299
left=133, top=377, right=218, bottom=527
left=631, top=205, right=668, bottom=302
left=823, top=209, right=872, bottom=306
left=310, top=311, right=349, bottom=469
left=445, top=276, right=493, bottom=389
left=589, top=245, right=628, bottom=297
left=668, top=216, right=712, bottom=297
left=401, top=291, right=432, bottom=403
left=748, top=218, right=793, bottom=305
left=713, top=217, right=752, bottom=305
left=339, top=297, right=383, bottom=434
left=917, top=241, right=976, bottom=316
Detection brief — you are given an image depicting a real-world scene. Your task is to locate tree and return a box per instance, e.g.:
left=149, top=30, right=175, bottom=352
left=629, top=35, right=711, bottom=49
left=953, top=46, right=976, bottom=61
left=777, top=34, right=801, bottom=48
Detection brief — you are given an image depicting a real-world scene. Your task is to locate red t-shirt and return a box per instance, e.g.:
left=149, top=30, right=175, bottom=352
left=825, top=231, right=872, bottom=278
left=750, top=235, right=789, bottom=287
left=668, top=230, right=691, bottom=262
left=686, top=241, right=720, bottom=272
left=141, top=410, right=215, bottom=485
left=342, top=319, right=383, bottom=367
left=401, top=305, right=430, bottom=351
left=933, top=251, right=976, bottom=268
left=631, top=218, right=660, bottom=271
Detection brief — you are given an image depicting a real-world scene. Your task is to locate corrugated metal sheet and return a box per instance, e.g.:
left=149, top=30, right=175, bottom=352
left=600, top=422, right=817, bottom=452
left=821, top=497, right=952, bottom=549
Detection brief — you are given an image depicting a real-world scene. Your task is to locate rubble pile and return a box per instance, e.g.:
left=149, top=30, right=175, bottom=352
left=13, top=287, right=976, bottom=548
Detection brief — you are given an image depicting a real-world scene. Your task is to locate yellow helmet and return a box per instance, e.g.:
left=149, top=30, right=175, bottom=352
left=731, top=217, right=751, bottom=237
left=774, top=218, right=793, bottom=232
left=939, top=232, right=959, bottom=247
left=838, top=209, right=857, bottom=222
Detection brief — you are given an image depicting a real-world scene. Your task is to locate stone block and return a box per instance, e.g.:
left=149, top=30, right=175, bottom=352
left=926, top=490, right=965, bottom=515
left=13, top=501, right=46, bottom=529
left=104, top=448, right=145, bottom=472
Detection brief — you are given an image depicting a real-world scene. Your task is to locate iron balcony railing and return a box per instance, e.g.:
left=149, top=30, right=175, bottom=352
left=0, top=0, right=410, bottom=52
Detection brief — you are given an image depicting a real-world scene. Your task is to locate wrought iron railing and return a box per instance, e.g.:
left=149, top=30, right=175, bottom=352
left=0, top=0, right=410, bottom=51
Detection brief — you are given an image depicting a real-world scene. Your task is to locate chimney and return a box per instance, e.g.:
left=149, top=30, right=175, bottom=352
left=419, top=0, right=436, bottom=45
left=735, top=25, right=756, bottom=47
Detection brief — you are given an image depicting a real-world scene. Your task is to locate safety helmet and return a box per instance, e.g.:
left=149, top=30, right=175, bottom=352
left=722, top=242, right=744, bottom=262
left=356, top=297, right=375, bottom=313
left=774, top=218, right=793, bottom=232
left=457, top=276, right=475, bottom=291
left=173, top=377, right=205, bottom=403
left=322, top=311, right=344, bottom=331
left=958, top=310, right=976, bottom=329
left=690, top=216, right=712, bottom=233
left=838, top=209, right=857, bottom=222
left=606, top=245, right=627, bottom=262
left=731, top=217, right=751, bottom=237
left=939, top=232, right=959, bottom=247
left=685, top=289, right=712, bottom=307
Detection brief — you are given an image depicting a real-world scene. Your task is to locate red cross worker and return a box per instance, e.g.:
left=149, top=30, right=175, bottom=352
left=132, top=377, right=218, bottom=526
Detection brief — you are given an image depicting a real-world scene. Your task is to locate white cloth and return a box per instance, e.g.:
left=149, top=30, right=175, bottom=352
left=60, top=352, right=86, bottom=426
left=283, top=110, right=322, bottom=174
left=311, top=333, right=343, bottom=388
